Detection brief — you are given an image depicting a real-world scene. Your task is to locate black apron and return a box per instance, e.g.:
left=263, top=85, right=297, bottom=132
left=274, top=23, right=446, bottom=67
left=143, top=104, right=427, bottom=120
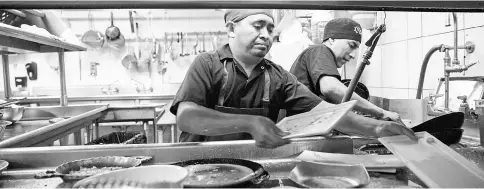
left=179, top=59, right=279, bottom=142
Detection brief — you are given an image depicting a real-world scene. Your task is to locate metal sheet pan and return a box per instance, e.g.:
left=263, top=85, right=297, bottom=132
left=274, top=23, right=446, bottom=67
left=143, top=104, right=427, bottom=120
left=34, top=156, right=152, bottom=182
left=289, top=161, right=370, bottom=188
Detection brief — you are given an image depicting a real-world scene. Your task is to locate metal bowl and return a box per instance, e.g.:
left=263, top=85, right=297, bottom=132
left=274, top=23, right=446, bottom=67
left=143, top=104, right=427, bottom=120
left=0, top=105, right=25, bottom=123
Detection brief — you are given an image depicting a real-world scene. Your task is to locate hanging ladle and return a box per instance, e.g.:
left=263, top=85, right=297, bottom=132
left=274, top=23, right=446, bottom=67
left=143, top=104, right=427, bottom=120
left=105, top=12, right=121, bottom=41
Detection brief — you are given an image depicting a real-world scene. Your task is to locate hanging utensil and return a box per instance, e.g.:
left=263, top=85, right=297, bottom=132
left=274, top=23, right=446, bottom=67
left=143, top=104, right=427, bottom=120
left=184, top=32, right=190, bottom=56
left=122, top=11, right=138, bottom=72
left=81, top=11, right=104, bottom=49
left=179, top=32, right=185, bottom=57
left=105, top=11, right=125, bottom=49
left=121, top=43, right=137, bottom=71
left=136, top=23, right=141, bottom=60
left=105, top=11, right=121, bottom=41
left=129, top=11, right=135, bottom=34
left=200, top=32, right=206, bottom=53
left=193, top=32, right=198, bottom=55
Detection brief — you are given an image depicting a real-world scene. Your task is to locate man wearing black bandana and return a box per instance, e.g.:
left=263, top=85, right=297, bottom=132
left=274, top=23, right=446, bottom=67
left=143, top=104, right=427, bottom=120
left=290, top=18, right=404, bottom=125
left=170, top=10, right=416, bottom=149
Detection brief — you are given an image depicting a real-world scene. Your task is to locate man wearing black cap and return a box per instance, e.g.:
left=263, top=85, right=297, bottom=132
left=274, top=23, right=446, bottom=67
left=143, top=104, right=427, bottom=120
left=290, top=18, right=404, bottom=124
left=170, top=10, right=416, bottom=149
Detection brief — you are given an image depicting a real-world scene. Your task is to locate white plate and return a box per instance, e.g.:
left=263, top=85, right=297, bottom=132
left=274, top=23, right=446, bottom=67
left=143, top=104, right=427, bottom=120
left=296, top=150, right=405, bottom=169
left=278, top=100, right=356, bottom=139
left=379, top=132, right=484, bottom=188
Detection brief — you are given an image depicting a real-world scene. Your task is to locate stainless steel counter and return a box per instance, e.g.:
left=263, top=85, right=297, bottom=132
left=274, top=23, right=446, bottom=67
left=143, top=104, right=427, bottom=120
left=0, top=104, right=108, bottom=148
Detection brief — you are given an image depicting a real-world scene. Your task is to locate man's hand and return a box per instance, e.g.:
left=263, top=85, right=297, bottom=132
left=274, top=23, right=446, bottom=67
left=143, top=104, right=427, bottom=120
left=381, top=110, right=406, bottom=126
left=248, top=116, right=291, bottom=149
left=374, top=120, right=418, bottom=141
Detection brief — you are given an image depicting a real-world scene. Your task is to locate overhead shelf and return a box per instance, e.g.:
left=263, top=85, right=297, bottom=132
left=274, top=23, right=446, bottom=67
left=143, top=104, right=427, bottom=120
left=1, top=0, right=484, bottom=11
left=0, top=24, right=86, bottom=54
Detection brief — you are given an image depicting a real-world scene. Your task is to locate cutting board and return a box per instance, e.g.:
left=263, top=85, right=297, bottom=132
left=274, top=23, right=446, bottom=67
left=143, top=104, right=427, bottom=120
left=278, top=100, right=356, bottom=139
left=379, top=132, right=484, bottom=188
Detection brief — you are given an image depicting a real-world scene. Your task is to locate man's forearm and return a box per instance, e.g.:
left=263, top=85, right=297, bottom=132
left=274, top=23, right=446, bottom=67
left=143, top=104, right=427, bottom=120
left=348, top=92, right=384, bottom=118
left=324, top=82, right=384, bottom=118
left=334, top=111, right=380, bottom=137
left=176, top=102, right=254, bottom=136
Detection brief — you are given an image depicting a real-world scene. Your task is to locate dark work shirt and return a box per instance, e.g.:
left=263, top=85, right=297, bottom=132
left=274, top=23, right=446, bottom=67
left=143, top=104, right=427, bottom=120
left=170, top=44, right=322, bottom=118
left=290, top=44, right=341, bottom=100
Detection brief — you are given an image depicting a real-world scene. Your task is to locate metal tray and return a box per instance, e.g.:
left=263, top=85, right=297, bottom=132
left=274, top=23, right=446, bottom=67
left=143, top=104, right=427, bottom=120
left=34, top=156, right=152, bottom=182
left=289, top=161, right=370, bottom=188
left=73, top=165, right=188, bottom=188
left=279, top=100, right=357, bottom=139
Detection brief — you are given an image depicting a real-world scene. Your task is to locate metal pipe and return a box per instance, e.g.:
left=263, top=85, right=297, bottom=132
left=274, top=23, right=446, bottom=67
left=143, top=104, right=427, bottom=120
left=452, top=12, right=459, bottom=65
left=444, top=49, right=451, bottom=109
left=416, top=45, right=443, bottom=99
left=58, top=49, right=68, bottom=106
left=2, top=55, right=12, bottom=99
left=342, top=59, right=368, bottom=102
left=445, top=72, right=450, bottom=109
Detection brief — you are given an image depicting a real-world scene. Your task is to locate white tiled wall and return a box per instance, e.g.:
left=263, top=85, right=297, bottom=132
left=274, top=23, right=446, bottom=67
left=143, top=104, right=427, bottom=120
left=361, top=11, right=484, bottom=100
left=407, top=12, right=422, bottom=39
left=407, top=38, right=423, bottom=89
left=379, top=12, right=408, bottom=44
left=421, top=12, right=464, bottom=36
left=382, top=88, right=409, bottom=99
left=360, top=46, right=382, bottom=88
left=380, top=41, right=408, bottom=88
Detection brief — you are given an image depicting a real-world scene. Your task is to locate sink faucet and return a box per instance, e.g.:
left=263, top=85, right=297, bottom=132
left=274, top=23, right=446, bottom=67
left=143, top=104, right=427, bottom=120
left=131, top=78, right=153, bottom=93
left=457, top=95, right=480, bottom=125
left=101, top=80, right=120, bottom=95
left=440, top=12, right=479, bottom=110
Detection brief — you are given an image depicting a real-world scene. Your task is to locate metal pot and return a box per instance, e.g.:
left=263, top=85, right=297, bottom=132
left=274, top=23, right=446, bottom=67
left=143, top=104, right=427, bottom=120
left=0, top=105, right=25, bottom=123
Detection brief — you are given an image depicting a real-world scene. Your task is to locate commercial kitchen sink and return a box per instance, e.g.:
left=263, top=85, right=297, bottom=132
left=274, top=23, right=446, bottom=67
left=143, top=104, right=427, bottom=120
left=0, top=104, right=108, bottom=148
left=0, top=136, right=483, bottom=188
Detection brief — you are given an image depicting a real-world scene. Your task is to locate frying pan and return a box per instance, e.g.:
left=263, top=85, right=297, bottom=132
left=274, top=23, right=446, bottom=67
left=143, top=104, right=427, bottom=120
left=171, top=158, right=269, bottom=188
left=34, top=156, right=152, bottom=182
left=411, top=112, right=464, bottom=132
